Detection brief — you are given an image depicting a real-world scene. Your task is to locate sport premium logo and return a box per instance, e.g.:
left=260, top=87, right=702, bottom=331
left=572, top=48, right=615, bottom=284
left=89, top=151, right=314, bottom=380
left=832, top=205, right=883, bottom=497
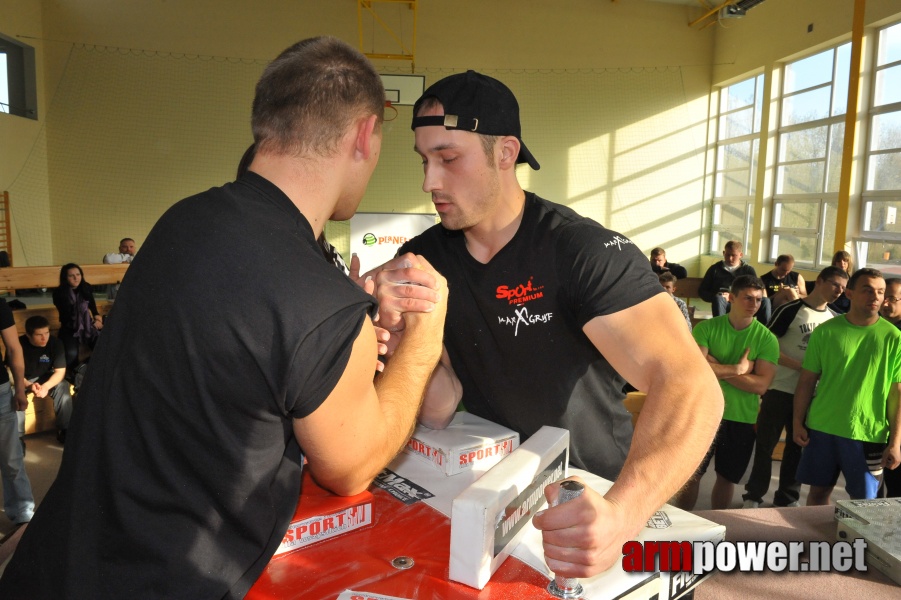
left=495, top=277, right=544, bottom=306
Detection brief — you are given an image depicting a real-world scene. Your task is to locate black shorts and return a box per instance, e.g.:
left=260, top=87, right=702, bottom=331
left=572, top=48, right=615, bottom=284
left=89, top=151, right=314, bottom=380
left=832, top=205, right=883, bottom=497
left=696, top=420, right=756, bottom=484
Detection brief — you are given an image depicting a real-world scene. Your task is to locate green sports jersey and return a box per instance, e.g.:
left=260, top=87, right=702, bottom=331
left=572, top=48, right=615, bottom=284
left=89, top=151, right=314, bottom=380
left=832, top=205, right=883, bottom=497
left=803, top=315, right=901, bottom=442
left=693, top=315, right=779, bottom=424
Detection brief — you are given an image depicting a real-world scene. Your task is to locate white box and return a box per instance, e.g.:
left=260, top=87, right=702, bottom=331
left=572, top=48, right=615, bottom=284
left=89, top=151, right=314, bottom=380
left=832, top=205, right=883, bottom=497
left=403, top=412, right=519, bottom=476
left=835, top=498, right=901, bottom=586
left=449, top=426, right=569, bottom=589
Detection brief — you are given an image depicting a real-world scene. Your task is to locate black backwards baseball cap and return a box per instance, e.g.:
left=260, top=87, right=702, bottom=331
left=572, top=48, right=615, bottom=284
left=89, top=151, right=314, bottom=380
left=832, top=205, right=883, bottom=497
left=411, top=70, right=540, bottom=170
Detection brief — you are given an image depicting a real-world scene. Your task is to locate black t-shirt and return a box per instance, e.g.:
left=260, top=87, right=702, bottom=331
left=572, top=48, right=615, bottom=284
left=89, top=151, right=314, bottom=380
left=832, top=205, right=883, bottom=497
left=1, top=173, right=376, bottom=599
left=20, top=335, right=66, bottom=383
left=0, top=301, right=14, bottom=385
left=761, top=270, right=799, bottom=297
left=400, top=193, right=662, bottom=479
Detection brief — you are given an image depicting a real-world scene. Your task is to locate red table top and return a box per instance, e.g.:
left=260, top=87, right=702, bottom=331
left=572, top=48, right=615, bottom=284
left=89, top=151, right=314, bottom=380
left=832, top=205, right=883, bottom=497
left=247, top=486, right=552, bottom=600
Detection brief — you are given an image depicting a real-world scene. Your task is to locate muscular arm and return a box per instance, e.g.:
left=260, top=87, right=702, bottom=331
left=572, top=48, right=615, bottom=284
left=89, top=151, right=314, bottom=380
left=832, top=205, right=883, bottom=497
left=533, top=292, right=723, bottom=578
left=797, top=274, right=808, bottom=298
left=293, top=266, right=448, bottom=496
left=792, top=368, right=820, bottom=447
left=726, top=358, right=776, bottom=396
left=700, top=346, right=753, bottom=380
left=1, top=325, right=29, bottom=411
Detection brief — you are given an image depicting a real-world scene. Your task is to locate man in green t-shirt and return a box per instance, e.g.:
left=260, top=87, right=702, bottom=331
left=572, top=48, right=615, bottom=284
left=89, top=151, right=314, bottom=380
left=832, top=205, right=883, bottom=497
left=794, top=268, right=901, bottom=503
left=674, top=275, right=779, bottom=510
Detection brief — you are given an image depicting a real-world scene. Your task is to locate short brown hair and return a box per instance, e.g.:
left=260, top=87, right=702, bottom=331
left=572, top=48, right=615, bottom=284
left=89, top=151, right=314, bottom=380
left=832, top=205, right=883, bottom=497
left=724, top=240, right=743, bottom=252
left=650, top=247, right=666, bottom=258
left=252, top=37, right=384, bottom=157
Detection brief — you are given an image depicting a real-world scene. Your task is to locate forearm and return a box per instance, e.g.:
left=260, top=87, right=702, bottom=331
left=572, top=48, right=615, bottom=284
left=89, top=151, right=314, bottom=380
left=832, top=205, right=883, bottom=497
left=778, top=352, right=802, bottom=371
left=792, top=373, right=817, bottom=428
left=417, top=347, right=461, bottom=430
left=725, top=373, right=770, bottom=396
left=707, top=360, right=740, bottom=380
left=605, top=361, right=723, bottom=531
left=369, top=324, right=444, bottom=456
left=44, top=369, right=67, bottom=392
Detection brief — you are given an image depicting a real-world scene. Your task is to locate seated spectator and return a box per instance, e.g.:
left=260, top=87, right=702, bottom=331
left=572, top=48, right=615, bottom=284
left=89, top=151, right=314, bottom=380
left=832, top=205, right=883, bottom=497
left=699, top=240, right=771, bottom=325
left=658, top=272, right=692, bottom=330
left=20, top=316, right=73, bottom=444
left=52, top=263, right=103, bottom=374
left=102, top=238, right=137, bottom=264
left=827, top=250, right=853, bottom=314
left=650, top=247, right=688, bottom=279
left=761, top=254, right=807, bottom=310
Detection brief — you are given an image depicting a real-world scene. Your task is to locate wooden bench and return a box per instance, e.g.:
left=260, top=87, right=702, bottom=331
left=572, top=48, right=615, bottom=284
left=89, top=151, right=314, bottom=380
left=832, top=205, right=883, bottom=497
left=670, top=276, right=712, bottom=326
left=0, top=263, right=128, bottom=293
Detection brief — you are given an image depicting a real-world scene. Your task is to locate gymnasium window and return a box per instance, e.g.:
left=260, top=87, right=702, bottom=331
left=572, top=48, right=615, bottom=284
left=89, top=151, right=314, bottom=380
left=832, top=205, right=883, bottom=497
left=859, top=21, right=901, bottom=273
left=769, top=43, right=849, bottom=268
left=710, top=74, right=763, bottom=252
left=0, top=33, right=37, bottom=120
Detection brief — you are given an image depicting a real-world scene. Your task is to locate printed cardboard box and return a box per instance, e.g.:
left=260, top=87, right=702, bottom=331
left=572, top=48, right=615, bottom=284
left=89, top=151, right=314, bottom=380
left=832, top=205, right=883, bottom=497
left=835, top=497, right=901, bottom=586
left=273, top=470, right=374, bottom=557
left=403, top=411, right=519, bottom=476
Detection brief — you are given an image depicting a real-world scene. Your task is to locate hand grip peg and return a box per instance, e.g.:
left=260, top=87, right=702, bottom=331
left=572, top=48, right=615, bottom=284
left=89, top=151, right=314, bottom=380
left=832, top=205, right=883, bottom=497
left=546, top=480, right=585, bottom=599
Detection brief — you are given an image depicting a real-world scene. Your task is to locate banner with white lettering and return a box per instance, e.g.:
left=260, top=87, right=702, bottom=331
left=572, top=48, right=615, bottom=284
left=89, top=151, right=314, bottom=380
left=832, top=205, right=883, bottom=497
left=349, top=212, right=436, bottom=273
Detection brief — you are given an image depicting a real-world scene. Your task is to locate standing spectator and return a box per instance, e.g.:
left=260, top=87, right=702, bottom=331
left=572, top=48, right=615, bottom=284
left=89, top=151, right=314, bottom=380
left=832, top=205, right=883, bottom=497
left=880, top=277, right=901, bottom=328
left=794, top=268, right=901, bottom=504
left=659, top=271, right=692, bottom=330
left=761, top=254, right=807, bottom=310
left=52, top=263, right=103, bottom=374
left=0, top=298, right=32, bottom=533
left=20, top=316, right=73, bottom=444
left=742, top=266, right=847, bottom=509
left=699, top=240, right=772, bottom=324
left=102, top=238, right=137, bottom=264
left=827, top=250, right=853, bottom=314
left=650, top=247, right=688, bottom=279
left=880, top=277, right=901, bottom=498
left=675, top=275, right=779, bottom=510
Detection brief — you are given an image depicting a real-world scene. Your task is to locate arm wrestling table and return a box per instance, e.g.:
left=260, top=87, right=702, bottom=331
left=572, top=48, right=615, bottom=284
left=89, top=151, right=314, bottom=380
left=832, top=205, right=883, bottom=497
left=693, top=505, right=898, bottom=600
left=246, top=444, right=724, bottom=600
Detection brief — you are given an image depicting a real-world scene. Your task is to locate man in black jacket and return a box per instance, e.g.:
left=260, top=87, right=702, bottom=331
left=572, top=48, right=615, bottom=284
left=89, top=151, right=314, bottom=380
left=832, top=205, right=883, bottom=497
left=699, top=240, right=771, bottom=324
left=649, top=247, right=688, bottom=279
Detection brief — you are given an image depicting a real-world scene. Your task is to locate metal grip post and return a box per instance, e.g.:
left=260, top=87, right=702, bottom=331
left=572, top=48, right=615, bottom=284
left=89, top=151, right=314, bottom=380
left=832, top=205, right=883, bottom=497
left=547, top=480, right=585, bottom=599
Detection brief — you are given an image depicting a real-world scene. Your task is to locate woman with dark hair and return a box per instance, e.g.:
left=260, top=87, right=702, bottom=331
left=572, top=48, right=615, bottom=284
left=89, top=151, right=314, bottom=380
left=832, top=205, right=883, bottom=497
left=52, top=263, right=103, bottom=371
left=828, top=250, right=853, bottom=314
